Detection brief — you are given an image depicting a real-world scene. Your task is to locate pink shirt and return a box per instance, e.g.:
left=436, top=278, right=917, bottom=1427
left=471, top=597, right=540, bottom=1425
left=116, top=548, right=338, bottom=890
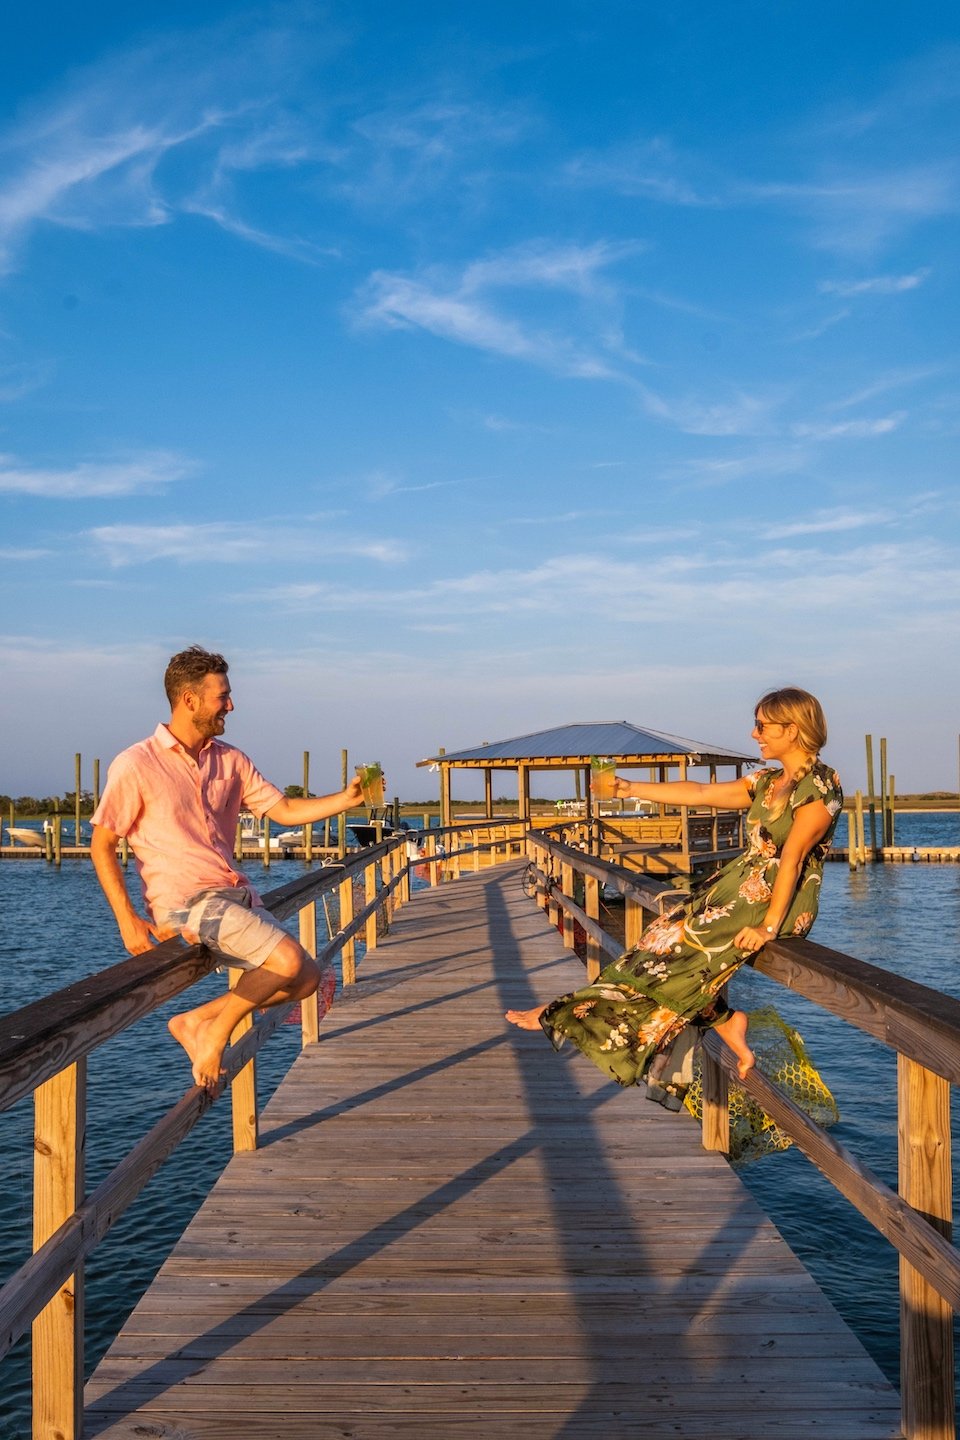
left=91, top=723, right=283, bottom=919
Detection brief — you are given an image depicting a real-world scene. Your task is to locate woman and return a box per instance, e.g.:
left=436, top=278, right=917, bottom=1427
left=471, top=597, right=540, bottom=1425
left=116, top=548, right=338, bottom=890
left=506, top=687, right=843, bottom=1091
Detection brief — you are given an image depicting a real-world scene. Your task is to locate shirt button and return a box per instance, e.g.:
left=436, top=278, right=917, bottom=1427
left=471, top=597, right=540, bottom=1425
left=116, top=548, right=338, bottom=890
left=674, top=945, right=682, bottom=954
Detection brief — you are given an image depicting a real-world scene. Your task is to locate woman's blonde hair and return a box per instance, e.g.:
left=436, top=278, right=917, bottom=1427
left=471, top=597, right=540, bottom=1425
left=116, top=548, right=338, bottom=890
left=755, top=688, right=827, bottom=813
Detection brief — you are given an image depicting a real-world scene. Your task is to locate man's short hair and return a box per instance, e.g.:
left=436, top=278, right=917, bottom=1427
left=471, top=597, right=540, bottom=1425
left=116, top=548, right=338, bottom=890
left=164, top=646, right=229, bottom=707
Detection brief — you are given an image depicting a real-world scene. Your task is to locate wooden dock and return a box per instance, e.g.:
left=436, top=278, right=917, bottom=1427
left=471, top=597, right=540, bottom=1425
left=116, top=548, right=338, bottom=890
left=83, top=863, right=902, bottom=1438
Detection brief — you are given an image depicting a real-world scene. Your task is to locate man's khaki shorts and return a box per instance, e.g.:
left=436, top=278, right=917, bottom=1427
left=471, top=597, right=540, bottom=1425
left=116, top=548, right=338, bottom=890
left=161, top=887, right=290, bottom=969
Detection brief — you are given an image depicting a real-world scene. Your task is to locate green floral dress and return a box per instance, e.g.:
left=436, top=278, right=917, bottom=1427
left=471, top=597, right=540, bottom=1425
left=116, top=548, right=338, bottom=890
left=540, top=762, right=844, bottom=1088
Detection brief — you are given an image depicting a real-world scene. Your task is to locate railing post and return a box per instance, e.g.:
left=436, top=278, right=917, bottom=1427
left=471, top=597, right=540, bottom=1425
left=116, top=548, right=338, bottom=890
left=399, top=841, right=410, bottom=905
left=584, top=873, right=601, bottom=981
left=560, top=861, right=575, bottom=949
left=700, top=1042, right=729, bottom=1153
left=546, top=850, right=560, bottom=928
left=339, top=874, right=356, bottom=985
left=229, top=969, right=258, bottom=1152
left=33, top=1060, right=86, bottom=1440
left=472, top=826, right=480, bottom=872
left=364, top=858, right=378, bottom=952
left=299, top=901, right=320, bottom=1047
left=898, top=1054, right=954, bottom=1440
left=427, top=833, right=439, bottom=888
left=624, top=895, right=645, bottom=951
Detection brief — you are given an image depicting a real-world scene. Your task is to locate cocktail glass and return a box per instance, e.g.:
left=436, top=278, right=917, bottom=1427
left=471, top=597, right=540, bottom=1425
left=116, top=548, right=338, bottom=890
left=356, top=762, right=384, bottom=807
left=590, top=756, right=616, bottom=802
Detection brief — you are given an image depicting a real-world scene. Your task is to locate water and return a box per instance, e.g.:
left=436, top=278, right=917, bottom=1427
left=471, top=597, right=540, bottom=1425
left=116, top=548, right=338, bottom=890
left=1, top=816, right=959, bottom=1435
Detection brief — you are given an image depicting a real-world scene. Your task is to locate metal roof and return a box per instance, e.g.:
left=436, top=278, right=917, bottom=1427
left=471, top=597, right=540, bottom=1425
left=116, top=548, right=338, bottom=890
left=418, top=721, right=754, bottom=767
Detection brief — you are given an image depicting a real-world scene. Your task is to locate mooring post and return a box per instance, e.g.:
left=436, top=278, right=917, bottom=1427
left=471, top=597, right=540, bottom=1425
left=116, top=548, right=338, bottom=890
left=303, top=750, right=313, bottom=863
left=865, top=734, right=878, bottom=859
left=339, top=749, right=348, bottom=860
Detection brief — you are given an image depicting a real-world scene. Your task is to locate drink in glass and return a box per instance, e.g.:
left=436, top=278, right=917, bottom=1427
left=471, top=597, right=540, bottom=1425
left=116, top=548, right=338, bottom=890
left=356, top=762, right=384, bottom=807
left=590, top=756, right=616, bottom=802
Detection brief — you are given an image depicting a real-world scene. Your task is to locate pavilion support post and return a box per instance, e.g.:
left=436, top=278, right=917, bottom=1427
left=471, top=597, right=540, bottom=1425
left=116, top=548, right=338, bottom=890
left=440, top=756, right=451, bottom=829
left=678, top=759, right=690, bottom=870
left=517, top=764, right=530, bottom=822
left=484, top=767, right=493, bottom=819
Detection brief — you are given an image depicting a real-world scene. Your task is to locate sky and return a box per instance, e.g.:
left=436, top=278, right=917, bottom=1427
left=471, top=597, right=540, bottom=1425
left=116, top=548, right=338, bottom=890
left=1, top=0, right=959, bottom=803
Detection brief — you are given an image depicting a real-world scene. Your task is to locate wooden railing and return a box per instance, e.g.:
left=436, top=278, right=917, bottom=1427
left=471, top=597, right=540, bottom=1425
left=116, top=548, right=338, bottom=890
left=524, top=828, right=956, bottom=1440
left=0, top=817, right=522, bottom=1440
left=533, top=808, right=744, bottom=879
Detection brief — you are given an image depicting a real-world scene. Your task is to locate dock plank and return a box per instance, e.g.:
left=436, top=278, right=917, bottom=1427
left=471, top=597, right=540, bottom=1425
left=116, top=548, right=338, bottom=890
left=84, top=863, right=903, bottom=1438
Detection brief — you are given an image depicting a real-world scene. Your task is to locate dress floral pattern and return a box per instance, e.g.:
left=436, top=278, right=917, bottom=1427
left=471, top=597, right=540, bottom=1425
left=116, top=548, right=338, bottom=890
left=539, top=761, right=843, bottom=1087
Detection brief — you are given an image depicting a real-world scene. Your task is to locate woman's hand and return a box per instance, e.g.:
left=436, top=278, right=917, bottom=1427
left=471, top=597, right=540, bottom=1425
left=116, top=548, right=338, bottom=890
left=735, top=924, right=773, bottom=953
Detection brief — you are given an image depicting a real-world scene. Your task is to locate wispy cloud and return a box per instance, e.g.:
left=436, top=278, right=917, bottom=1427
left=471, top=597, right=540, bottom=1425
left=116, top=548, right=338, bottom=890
left=88, top=520, right=409, bottom=567
left=339, top=98, right=530, bottom=209
left=564, top=137, right=718, bottom=206
left=0, top=545, right=55, bottom=559
left=0, top=17, right=342, bottom=274
left=0, top=450, right=193, bottom=497
left=819, top=269, right=931, bottom=297
left=747, top=167, right=958, bottom=254
left=759, top=508, right=895, bottom=540
left=791, top=412, right=906, bottom=440
left=660, top=449, right=809, bottom=487
left=357, top=241, right=637, bottom=381
left=827, top=368, right=943, bottom=411
left=0, top=360, right=54, bottom=401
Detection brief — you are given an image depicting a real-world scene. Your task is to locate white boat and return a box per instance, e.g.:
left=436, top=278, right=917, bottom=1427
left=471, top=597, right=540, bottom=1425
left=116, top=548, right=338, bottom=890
left=239, top=813, right=303, bottom=851
left=5, top=826, right=44, bottom=848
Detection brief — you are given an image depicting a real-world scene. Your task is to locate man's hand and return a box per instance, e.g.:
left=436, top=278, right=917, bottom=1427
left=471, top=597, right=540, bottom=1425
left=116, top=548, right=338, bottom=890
left=119, top=913, right=174, bottom=955
left=344, top=775, right=366, bottom=807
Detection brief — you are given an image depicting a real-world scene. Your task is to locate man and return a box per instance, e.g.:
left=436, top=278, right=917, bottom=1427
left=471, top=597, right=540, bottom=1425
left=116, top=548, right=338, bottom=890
left=91, top=645, right=370, bottom=1091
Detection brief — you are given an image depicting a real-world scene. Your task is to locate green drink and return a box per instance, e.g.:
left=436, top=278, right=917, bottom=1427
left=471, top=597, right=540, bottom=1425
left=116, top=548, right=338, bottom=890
left=590, top=756, right=616, bottom=802
left=356, top=762, right=384, bottom=807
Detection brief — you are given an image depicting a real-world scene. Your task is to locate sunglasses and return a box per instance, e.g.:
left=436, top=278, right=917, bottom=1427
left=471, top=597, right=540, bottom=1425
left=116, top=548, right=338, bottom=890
left=754, top=718, right=787, bottom=734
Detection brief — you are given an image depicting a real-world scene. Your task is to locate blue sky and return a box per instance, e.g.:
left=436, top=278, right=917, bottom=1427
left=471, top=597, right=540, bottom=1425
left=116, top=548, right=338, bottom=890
left=2, top=1, right=958, bottom=801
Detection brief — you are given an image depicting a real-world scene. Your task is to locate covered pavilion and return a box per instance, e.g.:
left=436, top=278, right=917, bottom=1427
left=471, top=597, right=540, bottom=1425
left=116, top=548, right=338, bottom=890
left=418, top=721, right=756, bottom=827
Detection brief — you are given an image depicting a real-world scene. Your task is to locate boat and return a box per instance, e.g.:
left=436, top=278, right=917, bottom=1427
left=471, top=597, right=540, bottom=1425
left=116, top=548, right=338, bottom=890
left=5, top=826, right=44, bottom=848
left=349, top=809, right=397, bottom=847
left=238, top=813, right=303, bottom=852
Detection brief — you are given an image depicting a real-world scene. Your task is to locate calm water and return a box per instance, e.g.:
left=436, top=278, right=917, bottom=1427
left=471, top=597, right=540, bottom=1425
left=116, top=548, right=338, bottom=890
left=1, top=816, right=959, bottom=1436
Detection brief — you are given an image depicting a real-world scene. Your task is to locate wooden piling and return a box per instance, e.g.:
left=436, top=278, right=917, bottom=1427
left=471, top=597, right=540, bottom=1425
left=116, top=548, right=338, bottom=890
left=880, top=739, right=889, bottom=850
left=865, top=734, right=878, bottom=857
left=338, top=750, right=348, bottom=860
left=74, top=753, right=82, bottom=845
left=303, top=751, right=312, bottom=863
left=93, top=758, right=100, bottom=812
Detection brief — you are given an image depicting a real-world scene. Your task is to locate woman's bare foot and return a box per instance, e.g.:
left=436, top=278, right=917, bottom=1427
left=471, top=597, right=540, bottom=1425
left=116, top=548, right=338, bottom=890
left=714, top=1010, right=755, bottom=1079
left=505, top=1005, right=548, bottom=1030
left=168, top=1012, right=227, bottom=1091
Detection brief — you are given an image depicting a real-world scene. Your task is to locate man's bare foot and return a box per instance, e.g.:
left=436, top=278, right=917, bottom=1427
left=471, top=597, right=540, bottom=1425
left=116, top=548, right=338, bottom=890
left=714, top=1010, right=755, bottom=1079
left=505, top=1005, right=548, bottom=1031
left=168, top=1012, right=227, bottom=1091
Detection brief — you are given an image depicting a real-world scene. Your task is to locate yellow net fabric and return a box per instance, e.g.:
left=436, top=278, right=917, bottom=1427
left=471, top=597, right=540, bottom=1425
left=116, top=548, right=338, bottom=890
left=684, top=1005, right=839, bottom=1165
